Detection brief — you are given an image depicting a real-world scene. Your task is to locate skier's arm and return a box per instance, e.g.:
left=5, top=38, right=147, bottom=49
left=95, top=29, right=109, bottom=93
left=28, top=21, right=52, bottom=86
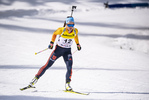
left=74, top=28, right=79, bottom=44
left=74, top=34, right=79, bottom=44
left=74, top=28, right=81, bottom=51
left=51, top=34, right=57, bottom=43
left=48, top=28, right=62, bottom=49
left=51, top=27, right=62, bottom=42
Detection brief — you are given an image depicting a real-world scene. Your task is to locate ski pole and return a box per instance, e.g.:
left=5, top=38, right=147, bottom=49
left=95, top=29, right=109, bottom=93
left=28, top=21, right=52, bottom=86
left=72, top=50, right=77, bottom=55
left=35, top=48, right=48, bottom=55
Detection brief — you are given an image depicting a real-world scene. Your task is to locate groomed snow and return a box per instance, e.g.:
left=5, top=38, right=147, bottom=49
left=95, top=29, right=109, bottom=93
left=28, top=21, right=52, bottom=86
left=0, top=0, right=149, bottom=100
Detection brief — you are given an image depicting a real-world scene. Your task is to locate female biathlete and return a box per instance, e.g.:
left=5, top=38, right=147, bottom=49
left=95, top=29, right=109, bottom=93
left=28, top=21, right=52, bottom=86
left=29, top=16, right=81, bottom=91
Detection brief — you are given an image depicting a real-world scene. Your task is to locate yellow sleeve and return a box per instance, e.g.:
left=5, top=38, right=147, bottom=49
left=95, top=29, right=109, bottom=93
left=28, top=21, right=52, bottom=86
left=74, top=28, right=80, bottom=44
left=51, top=27, right=63, bottom=42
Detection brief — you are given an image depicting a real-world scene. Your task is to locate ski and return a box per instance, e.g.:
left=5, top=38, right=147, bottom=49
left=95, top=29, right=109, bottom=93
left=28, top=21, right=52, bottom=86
left=63, top=90, right=89, bottom=95
left=20, top=85, right=35, bottom=91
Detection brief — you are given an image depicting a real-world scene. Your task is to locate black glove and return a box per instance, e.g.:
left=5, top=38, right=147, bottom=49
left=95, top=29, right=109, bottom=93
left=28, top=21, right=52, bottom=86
left=48, top=41, right=54, bottom=49
left=77, top=44, right=81, bottom=51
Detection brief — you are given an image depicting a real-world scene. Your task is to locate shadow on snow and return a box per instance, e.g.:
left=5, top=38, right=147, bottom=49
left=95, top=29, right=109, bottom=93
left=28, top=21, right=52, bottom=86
left=0, top=23, right=54, bottom=34
left=0, top=65, right=148, bottom=72
left=1, top=0, right=149, bottom=6
left=89, top=91, right=149, bottom=95
left=0, top=0, right=78, bottom=6
left=0, top=9, right=67, bottom=19
left=0, top=95, right=90, bottom=100
left=0, top=22, right=149, bottom=40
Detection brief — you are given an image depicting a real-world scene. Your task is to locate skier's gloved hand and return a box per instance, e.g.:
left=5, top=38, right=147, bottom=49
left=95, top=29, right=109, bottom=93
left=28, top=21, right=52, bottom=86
left=77, top=44, right=81, bottom=51
left=48, top=41, right=54, bottom=49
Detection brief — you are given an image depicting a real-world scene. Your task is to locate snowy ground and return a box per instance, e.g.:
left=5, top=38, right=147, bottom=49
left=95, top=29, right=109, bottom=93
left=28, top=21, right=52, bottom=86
left=0, top=0, right=149, bottom=100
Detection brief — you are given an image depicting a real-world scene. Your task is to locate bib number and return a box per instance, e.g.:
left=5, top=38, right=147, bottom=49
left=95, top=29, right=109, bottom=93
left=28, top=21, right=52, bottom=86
left=57, top=37, right=73, bottom=48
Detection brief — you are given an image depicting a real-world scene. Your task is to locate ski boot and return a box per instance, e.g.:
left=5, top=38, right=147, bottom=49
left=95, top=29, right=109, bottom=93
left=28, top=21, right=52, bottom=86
left=65, top=82, right=73, bottom=91
left=20, top=76, right=38, bottom=91
left=29, top=76, right=38, bottom=86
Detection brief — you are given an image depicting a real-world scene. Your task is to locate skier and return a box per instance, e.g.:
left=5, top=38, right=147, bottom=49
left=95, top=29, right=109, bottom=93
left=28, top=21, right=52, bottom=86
left=29, top=16, right=81, bottom=91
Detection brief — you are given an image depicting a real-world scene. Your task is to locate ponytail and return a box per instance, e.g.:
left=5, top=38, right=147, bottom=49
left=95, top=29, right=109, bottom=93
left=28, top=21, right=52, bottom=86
left=63, top=21, right=66, bottom=27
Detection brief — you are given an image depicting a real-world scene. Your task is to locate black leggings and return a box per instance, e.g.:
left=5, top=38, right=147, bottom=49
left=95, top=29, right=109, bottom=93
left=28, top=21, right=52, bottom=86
left=36, top=45, right=73, bottom=82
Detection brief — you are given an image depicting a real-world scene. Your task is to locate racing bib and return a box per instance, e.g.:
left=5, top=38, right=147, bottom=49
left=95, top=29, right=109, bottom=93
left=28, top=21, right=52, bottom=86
left=57, top=36, right=73, bottom=48
left=56, top=28, right=76, bottom=48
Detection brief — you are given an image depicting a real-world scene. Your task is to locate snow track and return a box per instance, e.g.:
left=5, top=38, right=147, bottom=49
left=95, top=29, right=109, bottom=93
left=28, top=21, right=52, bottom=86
left=0, top=0, right=149, bottom=100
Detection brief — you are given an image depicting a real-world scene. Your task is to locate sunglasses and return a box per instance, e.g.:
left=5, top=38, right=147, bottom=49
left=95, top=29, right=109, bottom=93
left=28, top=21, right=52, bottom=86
left=67, top=24, right=75, bottom=27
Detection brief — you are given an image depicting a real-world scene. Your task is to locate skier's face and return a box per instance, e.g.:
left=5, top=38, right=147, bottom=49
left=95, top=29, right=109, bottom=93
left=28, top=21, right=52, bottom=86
left=66, top=22, right=74, bottom=33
